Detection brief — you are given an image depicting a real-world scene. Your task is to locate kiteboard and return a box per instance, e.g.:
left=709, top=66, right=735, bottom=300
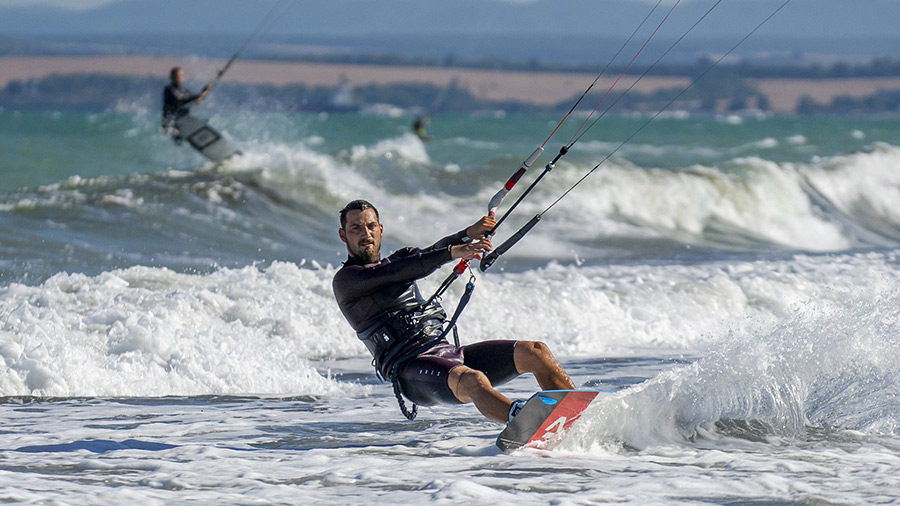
left=497, top=389, right=608, bottom=452
left=173, top=114, right=241, bottom=162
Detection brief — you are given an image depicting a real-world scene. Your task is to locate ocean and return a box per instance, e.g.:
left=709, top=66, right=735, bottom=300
left=1, top=106, right=900, bottom=504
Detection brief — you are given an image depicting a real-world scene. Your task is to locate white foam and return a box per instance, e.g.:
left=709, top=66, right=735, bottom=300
left=348, top=133, right=430, bottom=166
left=520, top=156, right=853, bottom=252
left=801, top=142, right=900, bottom=238
left=6, top=248, right=898, bottom=398
left=0, top=263, right=365, bottom=398
left=559, top=252, right=900, bottom=451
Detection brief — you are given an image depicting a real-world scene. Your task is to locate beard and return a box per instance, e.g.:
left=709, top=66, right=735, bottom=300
left=350, top=241, right=380, bottom=264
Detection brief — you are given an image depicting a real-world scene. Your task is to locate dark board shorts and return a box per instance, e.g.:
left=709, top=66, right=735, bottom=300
left=396, top=339, right=520, bottom=406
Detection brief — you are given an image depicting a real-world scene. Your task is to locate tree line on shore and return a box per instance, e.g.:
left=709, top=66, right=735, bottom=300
left=1, top=65, right=898, bottom=116
left=291, top=52, right=900, bottom=81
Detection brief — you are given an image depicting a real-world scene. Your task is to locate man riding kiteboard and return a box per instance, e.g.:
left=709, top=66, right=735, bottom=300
left=161, top=67, right=212, bottom=141
left=332, top=199, right=574, bottom=424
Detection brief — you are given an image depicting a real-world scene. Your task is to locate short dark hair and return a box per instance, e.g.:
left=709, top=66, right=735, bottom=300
left=340, top=200, right=379, bottom=229
left=169, top=67, right=182, bottom=81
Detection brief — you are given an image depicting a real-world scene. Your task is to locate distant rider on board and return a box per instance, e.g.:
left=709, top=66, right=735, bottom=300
left=332, top=199, right=575, bottom=423
left=413, top=115, right=433, bottom=142
left=162, top=67, right=212, bottom=141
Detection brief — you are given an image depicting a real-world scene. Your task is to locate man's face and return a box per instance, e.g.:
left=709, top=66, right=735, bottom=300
left=339, top=208, right=383, bottom=264
left=173, top=69, right=185, bottom=87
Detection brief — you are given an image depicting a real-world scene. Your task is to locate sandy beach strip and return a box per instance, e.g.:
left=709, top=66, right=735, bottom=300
left=2, top=55, right=900, bottom=113
left=751, top=78, right=900, bottom=113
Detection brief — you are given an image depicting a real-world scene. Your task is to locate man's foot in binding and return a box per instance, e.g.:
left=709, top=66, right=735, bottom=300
left=508, top=399, right=526, bottom=424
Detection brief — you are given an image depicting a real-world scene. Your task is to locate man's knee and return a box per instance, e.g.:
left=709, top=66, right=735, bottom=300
left=449, top=366, right=492, bottom=403
left=514, top=341, right=559, bottom=373
left=515, top=340, right=560, bottom=369
left=514, top=340, right=575, bottom=390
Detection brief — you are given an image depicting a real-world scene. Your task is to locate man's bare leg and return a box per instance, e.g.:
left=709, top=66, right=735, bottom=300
left=448, top=366, right=511, bottom=423
left=448, top=341, right=574, bottom=423
left=513, top=341, right=575, bottom=390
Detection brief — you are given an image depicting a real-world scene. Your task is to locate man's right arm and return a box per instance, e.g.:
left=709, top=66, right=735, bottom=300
left=333, top=247, right=451, bottom=303
left=334, top=216, right=496, bottom=309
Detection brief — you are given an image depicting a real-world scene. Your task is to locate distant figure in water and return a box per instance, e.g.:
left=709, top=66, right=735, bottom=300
left=413, top=115, right=433, bottom=142
left=162, top=67, right=212, bottom=141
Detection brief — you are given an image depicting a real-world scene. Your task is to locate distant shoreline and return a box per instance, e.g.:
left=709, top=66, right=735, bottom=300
left=3, top=55, right=900, bottom=114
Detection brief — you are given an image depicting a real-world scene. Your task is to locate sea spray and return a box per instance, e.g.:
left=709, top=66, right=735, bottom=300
left=559, top=257, right=900, bottom=452
left=0, top=263, right=364, bottom=397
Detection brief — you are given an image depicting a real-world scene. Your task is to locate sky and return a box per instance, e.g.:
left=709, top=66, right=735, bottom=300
left=2, top=0, right=900, bottom=61
left=0, top=0, right=117, bottom=9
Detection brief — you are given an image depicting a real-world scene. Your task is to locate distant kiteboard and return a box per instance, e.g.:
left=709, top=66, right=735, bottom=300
left=497, top=389, right=609, bottom=452
left=173, top=114, right=241, bottom=162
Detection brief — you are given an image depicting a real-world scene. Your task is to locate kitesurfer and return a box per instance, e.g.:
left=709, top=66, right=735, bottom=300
left=412, top=115, right=433, bottom=142
left=332, top=199, right=575, bottom=424
left=162, top=67, right=212, bottom=139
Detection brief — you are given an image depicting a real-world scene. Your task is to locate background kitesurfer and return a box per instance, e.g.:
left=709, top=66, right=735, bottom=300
left=412, top=115, right=433, bottom=142
left=332, top=199, right=575, bottom=424
left=162, top=67, right=212, bottom=140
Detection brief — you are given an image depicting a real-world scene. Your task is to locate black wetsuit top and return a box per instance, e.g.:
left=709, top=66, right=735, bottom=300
left=333, top=229, right=521, bottom=407
left=162, top=84, right=202, bottom=126
left=332, top=229, right=468, bottom=334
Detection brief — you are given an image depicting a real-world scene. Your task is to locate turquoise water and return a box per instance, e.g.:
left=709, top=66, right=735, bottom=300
left=2, top=109, right=900, bottom=284
left=5, top=109, right=900, bottom=192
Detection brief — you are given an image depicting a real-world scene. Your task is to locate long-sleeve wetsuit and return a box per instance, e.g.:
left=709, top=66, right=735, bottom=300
left=162, top=84, right=203, bottom=127
left=333, top=228, right=520, bottom=408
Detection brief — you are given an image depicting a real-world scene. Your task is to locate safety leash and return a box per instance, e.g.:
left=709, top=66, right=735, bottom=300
left=390, top=275, right=476, bottom=420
